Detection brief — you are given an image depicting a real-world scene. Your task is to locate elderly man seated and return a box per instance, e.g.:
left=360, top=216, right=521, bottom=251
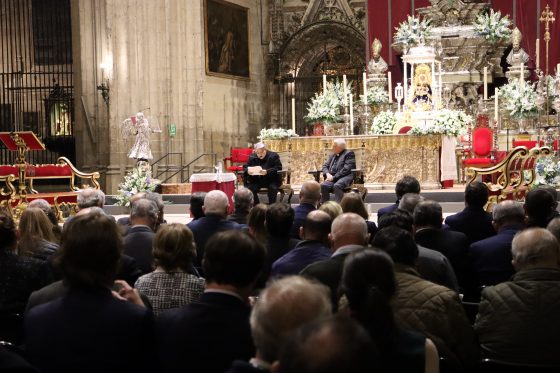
left=320, top=138, right=356, bottom=203
left=243, top=143, right=282, bottom=204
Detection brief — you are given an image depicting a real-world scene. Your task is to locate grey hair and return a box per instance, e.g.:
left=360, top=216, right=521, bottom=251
left=77, top=188, right=105, bottom=209
left=492, top=200, right=525, bottom=224
left=203, top=190, right=230, bottom=216
left=145, top=192, right=164, bottom=211
left=130, top=199, right=158, bottom=221
left=250, top=276, right=332, bottom=362
left=333, top=138, right=347, bottom=147
left=511, top=228, right=559, bottom=268
left=232, top=188, right=254, bottom=212
left=398, top=193, right=424, bottom=214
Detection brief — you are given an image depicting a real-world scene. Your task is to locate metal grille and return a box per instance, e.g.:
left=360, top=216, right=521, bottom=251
left=0, top=0, right=74, bottom=165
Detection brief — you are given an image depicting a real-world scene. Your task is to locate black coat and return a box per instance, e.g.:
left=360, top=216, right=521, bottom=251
left=123, top=225, right=155, bottom=274
left=321, top=149, right=356, bottom=182
left=445, top=207, right=496, bottom=244
left=157, top=292, right=254, bottom=373
left=243, top=151, right=282, bottom=184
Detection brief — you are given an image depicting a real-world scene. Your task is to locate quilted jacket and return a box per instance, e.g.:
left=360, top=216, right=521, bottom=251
left=391, top=265, right=479, bottom=369
left=475, top=268, right=560, bottom=365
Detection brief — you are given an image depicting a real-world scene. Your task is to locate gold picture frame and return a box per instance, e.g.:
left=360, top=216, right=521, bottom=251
left=204, top=0, right=250, bottom=80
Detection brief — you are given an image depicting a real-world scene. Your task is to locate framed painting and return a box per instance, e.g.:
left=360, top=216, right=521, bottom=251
left=204, top=0, right=250, bottom=80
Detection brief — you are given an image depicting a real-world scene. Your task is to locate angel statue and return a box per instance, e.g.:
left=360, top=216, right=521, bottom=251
left=121, top=112, right=161, bottom=162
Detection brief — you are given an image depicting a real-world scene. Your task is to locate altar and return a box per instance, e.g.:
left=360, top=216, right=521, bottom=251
left=266, top=134, right=443, bottom=189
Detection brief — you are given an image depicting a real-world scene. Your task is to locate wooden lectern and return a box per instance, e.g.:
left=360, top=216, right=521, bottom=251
left=0, top=132, right=45, bottom=197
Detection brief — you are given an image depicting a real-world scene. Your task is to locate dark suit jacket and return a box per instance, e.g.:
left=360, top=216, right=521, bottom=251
left=469, top=226, right=520, bottom=288
left=157, top=292, right=254, bottom=373
left=321, top=149, right=356, bottom=182
left=25, top=287, right=156, bottom=373
left=123, top=225, right=155, bottom=274
left=243, top=151, right=282, bottom=184
left=187, top=215, right=245, bottom=267
left=377, top=202, right=399, bottom=219
left=415, top=228, right=470, bottom=292
left=290, top=203, right=316, bottom=238
left=445, top=206, right=496, bottom=244
left=271, top=240, right=331, bottom=278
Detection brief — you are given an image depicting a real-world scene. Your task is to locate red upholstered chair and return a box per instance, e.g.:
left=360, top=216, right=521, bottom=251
left=398, top=126, right=412, bottom=134
left=223, top=147, right=253, bottom=185
left=463, top=115, right=495, bottom=169
left=512, top=139, right=558, bottom=150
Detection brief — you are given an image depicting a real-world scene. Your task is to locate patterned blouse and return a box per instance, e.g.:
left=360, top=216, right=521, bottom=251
left=135, top=271, right=205, bottom=316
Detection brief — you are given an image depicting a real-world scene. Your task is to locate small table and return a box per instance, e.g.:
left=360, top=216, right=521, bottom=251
left=189, top=173, right=236, bottom=213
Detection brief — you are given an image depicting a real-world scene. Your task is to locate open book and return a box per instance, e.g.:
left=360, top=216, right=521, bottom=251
left=247, top=166, right=263, bottom=176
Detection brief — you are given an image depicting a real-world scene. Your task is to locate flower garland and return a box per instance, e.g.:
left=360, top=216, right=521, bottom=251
left=305, top=80, right=353, bottom=123
left=258, top=128, right=299, bottom=140
left=371, top=110, right=397, bottom=134
left=410, top=109, right=472, bottom=136
left=393, top=15, right=433, bottom=49
left=473, top=9, right=512, bottom=43
left=361, top=86, right=389, bottom=106
left=535, top=156, right=560, bottom=186
left=115, top=165, right=157, bottom=207
left=499, top=80, right=539, bottom=119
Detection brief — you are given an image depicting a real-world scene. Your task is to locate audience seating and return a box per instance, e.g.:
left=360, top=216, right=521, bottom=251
left=223, top=147, right=253, bottom=186
left=256, top=150, right=294, bottom=203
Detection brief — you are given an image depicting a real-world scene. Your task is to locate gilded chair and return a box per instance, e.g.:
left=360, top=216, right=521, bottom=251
left=256, top=151, right=294, bottom=203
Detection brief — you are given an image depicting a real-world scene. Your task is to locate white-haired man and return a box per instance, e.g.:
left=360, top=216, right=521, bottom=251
left=320, top=138, right=355, bottom=203
left=243, top=143, right=282, bottom=204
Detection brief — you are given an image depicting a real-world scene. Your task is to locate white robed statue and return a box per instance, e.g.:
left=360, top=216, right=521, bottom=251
left=121, top=112, right=161, bottom=161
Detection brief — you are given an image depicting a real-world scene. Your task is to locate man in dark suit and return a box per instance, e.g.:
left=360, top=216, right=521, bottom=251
left=301, top=213, right=369, bottom=310
left=244, top=143, right=282, bottom=204
left=123, top=198, right=158, bottom=274
left=290, top=180, right=321, bottom=238
left=413, top=200, right=471, bottom=293
left=227, top=187, right=254, bottom=225
left=320, top=138, right=356, bottom=203
left=187, top=190, right=245, bottom=268
left=377, top=175, right=421, bottom=218
left=470, top=201, right=525, bottom=288
left=157, top=230, right=265, bottom=373
left=445, top=181, right=495, bottom=244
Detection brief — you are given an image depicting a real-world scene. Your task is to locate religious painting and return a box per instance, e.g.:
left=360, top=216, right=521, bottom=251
left=204, top=0, right=250, bottom=80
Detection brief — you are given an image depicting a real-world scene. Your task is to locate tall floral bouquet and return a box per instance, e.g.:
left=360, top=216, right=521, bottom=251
left=305, top=80, right=353, bottom=123
left=393, top=15, right=433, bottom=50
left=258, top=128, right=299, bottom=140
left=410, top=109, right=472, bottom=136
left=361, top=86, right=389, bottom=106
left=534, top=156, right=560, bottom=186
left=371, top=110, right=397, bottom=134
left=499, top=80, right=539, bottom=119
left=473, top=9, right=512, bottom=43
left=115, top=165, right=158, bottom=207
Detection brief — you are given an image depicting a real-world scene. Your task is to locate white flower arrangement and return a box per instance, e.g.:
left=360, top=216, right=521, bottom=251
left=535, top=156, right=560, bottom=186
left=499, top=80, right=539, bottom=119
left=473, top=9, right=512, bottom=43
left=361, top=86, right=389, bottom=106
left=393, top=15, right=433, bottom=49
left=258, top=128, right=299, bottom=140
left=371, top=110, right=397, bottom=134
left=115, top=165, right=158, bottom=207
left=305, top=80, right=353, bottom=123
left=410, top=109, right=472, bottom=136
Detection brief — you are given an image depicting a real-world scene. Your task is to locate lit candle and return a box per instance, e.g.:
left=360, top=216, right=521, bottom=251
left=494, top=88, right=499, bottom=123
left=323, top=74, right=327, bottom=95
left=483, top=67, right=488, bottom=100
left=291, top=97, right=296, bottom=132
left=388, top=71, right=392, bottom=102
left=520, top=63, right=524, bottom=85
left=536, top=38, right=540, bottom=70
left=362, top=72, right=368, bottom=105
left=349, top=94, right=354, bottom=129
left=557, top=63, right=560, bottom=74
left=343, top=75, right=348, bottom=106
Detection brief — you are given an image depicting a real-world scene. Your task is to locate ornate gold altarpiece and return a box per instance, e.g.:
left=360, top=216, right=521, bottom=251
left=266, top=135, right=442, bottom=189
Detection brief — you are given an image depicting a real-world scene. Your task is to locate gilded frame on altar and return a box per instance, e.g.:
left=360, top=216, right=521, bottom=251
left=204, top=0, right=250, bottom=80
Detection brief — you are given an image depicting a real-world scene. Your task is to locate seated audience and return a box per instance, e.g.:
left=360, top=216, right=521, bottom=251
left=340, top=192, right=377, bottom=244
left=398, top=193, right=424, bottom=214
left=290, top=181, right=321, bottom=238
left=475, top=228, right=560, bottom=365
left=228, top=187, right=254, bottom=225
left=247, top=204, right=268, bottom=245
left=469, top=200, right=524, bottom=288
left=135, top=224, right=205, bottom=316
left=378, top=175, right=421, bottom=218
left=157, top=230, right=265, bottom=373
left=413, top=200, right=470, bottom=292
left=25, top=209, right=155, bottom=372
left=547, top=216, right=560, bottom=241
left=379, top=209, right=458, bottom=291
left=525, top=188, right=557, bottom=228
left=539, top=184, right=560, bottom=221
left=272, top=210, right=332, bottom=277
left=301, top=213, right=369, bottom=310
left=275, top=315, right=378, bottom=373
left=228, top=276, right=332, bottom=372
left=145, top=191, right=166, bottom=232
left=244, top=143, right=282, bottom=204
left=0, top=212, right=52, bottom=315
left=77, top=187, right=105, bottom=210
left=18, top=208, right=59, bottom=261
left=117, top=192, right=146, bottom=234
left=341, top=249, right=439, bottom=373
left=318, top=200, right=343, bottom=221
left=445, top=182, right=495, bottom=244
left=373, top=227, right=478, bottom=370
left=28, top=199, right=61, bottom=242
left=123, top=199, right=159, bottom=274
left=320, top=138, right=356, bottom=203
left=189, top=191, right=206, bottom=221
left=187, top=190, right=244, bottom=268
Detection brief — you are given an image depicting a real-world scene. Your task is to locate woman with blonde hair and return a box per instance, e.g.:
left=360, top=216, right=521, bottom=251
left=18, top=207, right=59, bottom=261
left=135, top=223, right=204, bottom=316
left=319, top=201, right=343, bottom=221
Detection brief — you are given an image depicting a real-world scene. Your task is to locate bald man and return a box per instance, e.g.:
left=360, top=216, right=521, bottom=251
left=320, top=139, right=355, bottom=203
left=243, top=143, right=282, bottom=204
left=290, top=181, right=321, bottom=238
left=475, top=228, right=560, bottom=365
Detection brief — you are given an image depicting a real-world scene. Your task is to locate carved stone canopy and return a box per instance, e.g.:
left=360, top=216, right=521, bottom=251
left=417, top=0, right=488, bottom=26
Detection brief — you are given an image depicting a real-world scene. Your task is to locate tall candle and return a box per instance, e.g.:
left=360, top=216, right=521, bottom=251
left=483, top=67, right=488, bottom=100
left=494, top=88, right=499, bottom=123
left=323, top=74, right=327, bottom=95
left=520, top=63, right=524, bottom=85
left=557, top=63, right=560, bottom=75
left=388, top=71, right=392, bottom=102
left=291, top=97, right=296, bottom=132
left=536, top=38, right=540, bottom=70
left=362, top=72, right=368, bottom=105
left=343, top=75, right=348, bottom=106
left=349, top=94, right=354, bottom=129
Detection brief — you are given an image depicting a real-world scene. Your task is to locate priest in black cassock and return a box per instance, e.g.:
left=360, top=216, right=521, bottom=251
left=243, top=143, right=282, bottom=204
